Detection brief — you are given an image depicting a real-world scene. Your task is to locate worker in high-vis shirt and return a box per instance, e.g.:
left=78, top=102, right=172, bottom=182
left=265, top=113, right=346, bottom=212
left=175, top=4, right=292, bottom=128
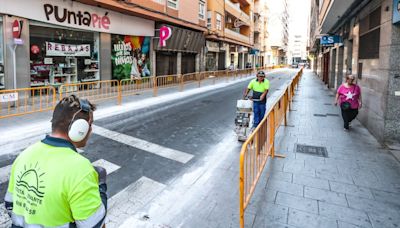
left=243, top=70, right=270, bottom=130
left=4, top=95, right=107, bottom=228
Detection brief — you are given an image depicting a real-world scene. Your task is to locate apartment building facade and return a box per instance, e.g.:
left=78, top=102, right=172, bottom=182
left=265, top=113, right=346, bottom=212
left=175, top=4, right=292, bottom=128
left=206, top=0, right=254, bottom=70
left=253, top=0, right=269, bottom=68
left=309, top=0, right=400, bottom=145
left=265, top=0, right=289, bottom=66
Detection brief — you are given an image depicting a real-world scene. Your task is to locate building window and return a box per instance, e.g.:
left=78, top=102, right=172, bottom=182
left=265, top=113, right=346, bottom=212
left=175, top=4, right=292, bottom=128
left=359, top=7, right=381, bottom=59
left=199, top=0, right=205, bottom=20
left=207, top=11, right=212, bottom=29
left=111, top=35, right=151, bottom=80
left=167, top=0, right=178, bottom=9
left=29, top=25, right=100, bottom=88
left=0, top=17, right=5, bottom=89
left=216, top=13, right=222, bottom=30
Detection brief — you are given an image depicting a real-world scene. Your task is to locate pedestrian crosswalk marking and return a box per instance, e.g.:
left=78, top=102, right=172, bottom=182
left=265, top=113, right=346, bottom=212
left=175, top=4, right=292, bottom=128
left=93, top=125, right=194, bottom=164
left=106, top=176, right=166, bottom=228
left=92, top=159, right=121, bottom=175
left=0, top=165, right=12, bottom=184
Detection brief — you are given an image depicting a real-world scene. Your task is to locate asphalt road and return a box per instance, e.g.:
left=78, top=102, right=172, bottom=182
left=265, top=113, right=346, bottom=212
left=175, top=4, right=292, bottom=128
left=0, top=69, right=298, bottom=203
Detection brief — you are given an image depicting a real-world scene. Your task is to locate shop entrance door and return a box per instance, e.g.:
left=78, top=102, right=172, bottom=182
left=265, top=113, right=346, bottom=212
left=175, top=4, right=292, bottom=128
left=323, top=53, right=330, bottom=85
left=156, top=52, right=177, bottom=76
left=337, top=46, right=344, bottom=88
left=218, top=52, right=226, bottom=70
left=330, top=48, right=337, bottom=89
left=206, top=52, right=216, bottom=71
left=181, top=53, right=196, bottom=74
left=238, top=54, right=243, bottom=69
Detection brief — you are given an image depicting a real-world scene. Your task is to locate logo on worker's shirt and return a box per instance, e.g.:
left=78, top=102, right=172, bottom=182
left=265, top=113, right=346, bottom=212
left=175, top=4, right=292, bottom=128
left=14, top=163, right=46, bottom=215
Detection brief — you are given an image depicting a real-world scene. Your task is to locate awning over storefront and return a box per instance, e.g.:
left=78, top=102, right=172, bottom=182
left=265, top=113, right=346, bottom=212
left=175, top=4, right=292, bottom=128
left=250, top=48, right=259, bottom=54
left=154, top=24, right=205, bottom=53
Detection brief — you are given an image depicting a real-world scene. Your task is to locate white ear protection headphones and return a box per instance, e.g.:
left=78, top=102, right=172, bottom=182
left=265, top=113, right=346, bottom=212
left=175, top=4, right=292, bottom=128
left=68, top=99, right=92, bottom=142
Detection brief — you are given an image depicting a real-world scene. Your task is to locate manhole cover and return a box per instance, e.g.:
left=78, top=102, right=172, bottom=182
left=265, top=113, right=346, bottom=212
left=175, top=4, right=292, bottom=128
left=326, top=113, right=339, bottom=117
left=295, top=144, right=328, bottom=157
left=314, top=114, right=327, bottom=117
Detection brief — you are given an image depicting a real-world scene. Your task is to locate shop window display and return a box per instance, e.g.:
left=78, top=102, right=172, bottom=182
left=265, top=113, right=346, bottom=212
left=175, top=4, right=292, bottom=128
left=29, top=25, right=100, bottom=89
left=111, top=35, right=151, bottom=80
left=0, top=17, right=5, bottom=89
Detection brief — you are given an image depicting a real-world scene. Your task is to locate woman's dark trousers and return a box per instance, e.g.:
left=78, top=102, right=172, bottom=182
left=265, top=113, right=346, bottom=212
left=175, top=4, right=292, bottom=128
left=341, top=108, right=358, bottom=129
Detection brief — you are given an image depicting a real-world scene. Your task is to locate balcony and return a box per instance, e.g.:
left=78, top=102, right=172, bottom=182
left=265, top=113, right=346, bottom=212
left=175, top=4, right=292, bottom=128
left=254, top=43, right=262, bottom=50
left=254, top=20, right=262, bottom=33
left=225, top=0, right=250, bottom=25
left=225, top=28, right=251, bottom=45
left=254, top=1, right=262, bottom=15
left=319, top=0, right=357, bottom=33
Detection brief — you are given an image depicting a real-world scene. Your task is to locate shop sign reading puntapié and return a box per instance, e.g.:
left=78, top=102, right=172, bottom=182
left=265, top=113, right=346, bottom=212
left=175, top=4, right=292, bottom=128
left=46, top=42, right=90, bottom=57
left=44, top=4, right=110, bottom=30
left=0, top=0, right=154, bottom=36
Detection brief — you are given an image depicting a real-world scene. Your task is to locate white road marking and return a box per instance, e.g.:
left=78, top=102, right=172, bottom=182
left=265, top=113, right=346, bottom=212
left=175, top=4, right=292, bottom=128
left=92, top=159, right=121, bottom=175
left=106, top=176, right=166, bottom=228
left=93, top=125, right=194, bottom=164
left=0, top=165, right=12, bottom=184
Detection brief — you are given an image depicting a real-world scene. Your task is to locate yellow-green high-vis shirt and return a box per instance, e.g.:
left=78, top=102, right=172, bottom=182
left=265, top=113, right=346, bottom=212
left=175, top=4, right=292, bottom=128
left=7, top=137, right=102, bottom=227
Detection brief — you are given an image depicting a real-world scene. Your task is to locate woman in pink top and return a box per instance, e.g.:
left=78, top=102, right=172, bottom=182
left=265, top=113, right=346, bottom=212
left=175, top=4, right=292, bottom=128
left=335, top=74, right=362, bottom=130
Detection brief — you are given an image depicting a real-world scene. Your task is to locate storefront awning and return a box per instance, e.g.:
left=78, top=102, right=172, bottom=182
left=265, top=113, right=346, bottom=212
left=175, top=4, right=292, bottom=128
left=250, top=48, right=259, bottom=55
left=154, top=24, right=205, bottom=53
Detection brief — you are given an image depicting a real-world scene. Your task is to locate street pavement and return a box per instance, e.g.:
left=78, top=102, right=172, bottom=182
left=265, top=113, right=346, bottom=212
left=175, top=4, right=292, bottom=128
left=1, top=69, right=398, bottom=228
left=0, top=69, right=295, bottom=227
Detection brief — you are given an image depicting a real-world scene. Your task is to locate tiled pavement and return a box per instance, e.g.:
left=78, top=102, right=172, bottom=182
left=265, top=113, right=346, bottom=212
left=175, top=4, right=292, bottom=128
left=247, top=70, right=400, bottom=228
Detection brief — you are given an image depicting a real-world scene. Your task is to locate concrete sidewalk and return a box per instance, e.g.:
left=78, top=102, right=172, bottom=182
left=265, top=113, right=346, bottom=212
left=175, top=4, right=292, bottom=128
left=246, top=70, right=400, bottom=228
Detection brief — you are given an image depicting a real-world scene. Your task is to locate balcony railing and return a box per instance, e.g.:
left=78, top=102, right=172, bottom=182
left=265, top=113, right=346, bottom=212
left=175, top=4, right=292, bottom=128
left=224, top=28, right=250, bottom=44
left=254, top=20, right=262, bottom=33
left=225, top=0, right=250, bottom=22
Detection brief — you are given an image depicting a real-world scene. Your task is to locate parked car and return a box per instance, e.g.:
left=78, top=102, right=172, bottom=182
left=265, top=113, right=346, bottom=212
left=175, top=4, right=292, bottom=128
left=291, top=63, right=299, bottom=68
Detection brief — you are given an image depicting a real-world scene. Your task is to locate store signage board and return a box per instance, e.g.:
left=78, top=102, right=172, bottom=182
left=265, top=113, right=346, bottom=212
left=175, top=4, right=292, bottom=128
left=0, top=93, right=18, bottom=103
left=46, top=42, right=90, bottom=56
left=206, top=41, right=219, bottom=52
left=159, top=26, right=172, bottom=47
left=320, top=35, right=342, bottom=47
left=13, top=38, right=24, bottom=45
left=394, top=0, right=400, bottom=24
left=44, top=58, right=53, bottom=64
left=0, top=0, right=154, bottom=36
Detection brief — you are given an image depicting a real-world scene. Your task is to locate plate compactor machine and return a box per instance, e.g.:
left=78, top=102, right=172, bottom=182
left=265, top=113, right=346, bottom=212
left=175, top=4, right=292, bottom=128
left=234, top=99, right=254, bottom=141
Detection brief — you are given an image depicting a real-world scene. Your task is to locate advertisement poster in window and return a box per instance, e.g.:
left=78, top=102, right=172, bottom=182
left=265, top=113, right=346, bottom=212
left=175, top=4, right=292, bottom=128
left=111, top=35, right=151, bottom=80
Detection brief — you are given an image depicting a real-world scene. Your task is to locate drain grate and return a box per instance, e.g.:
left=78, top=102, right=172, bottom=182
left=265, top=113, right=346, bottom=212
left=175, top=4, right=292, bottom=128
left=281, top=124, right=295, bottom=127
left=314, top=114, right=327, bottom=117
left=328, top=94, right=335, bottom=97
left=326, top=113, right=340, bottom=117
left=324, top=103, right=332, bottom=106
left=295, top=144, right=328, bottom=157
